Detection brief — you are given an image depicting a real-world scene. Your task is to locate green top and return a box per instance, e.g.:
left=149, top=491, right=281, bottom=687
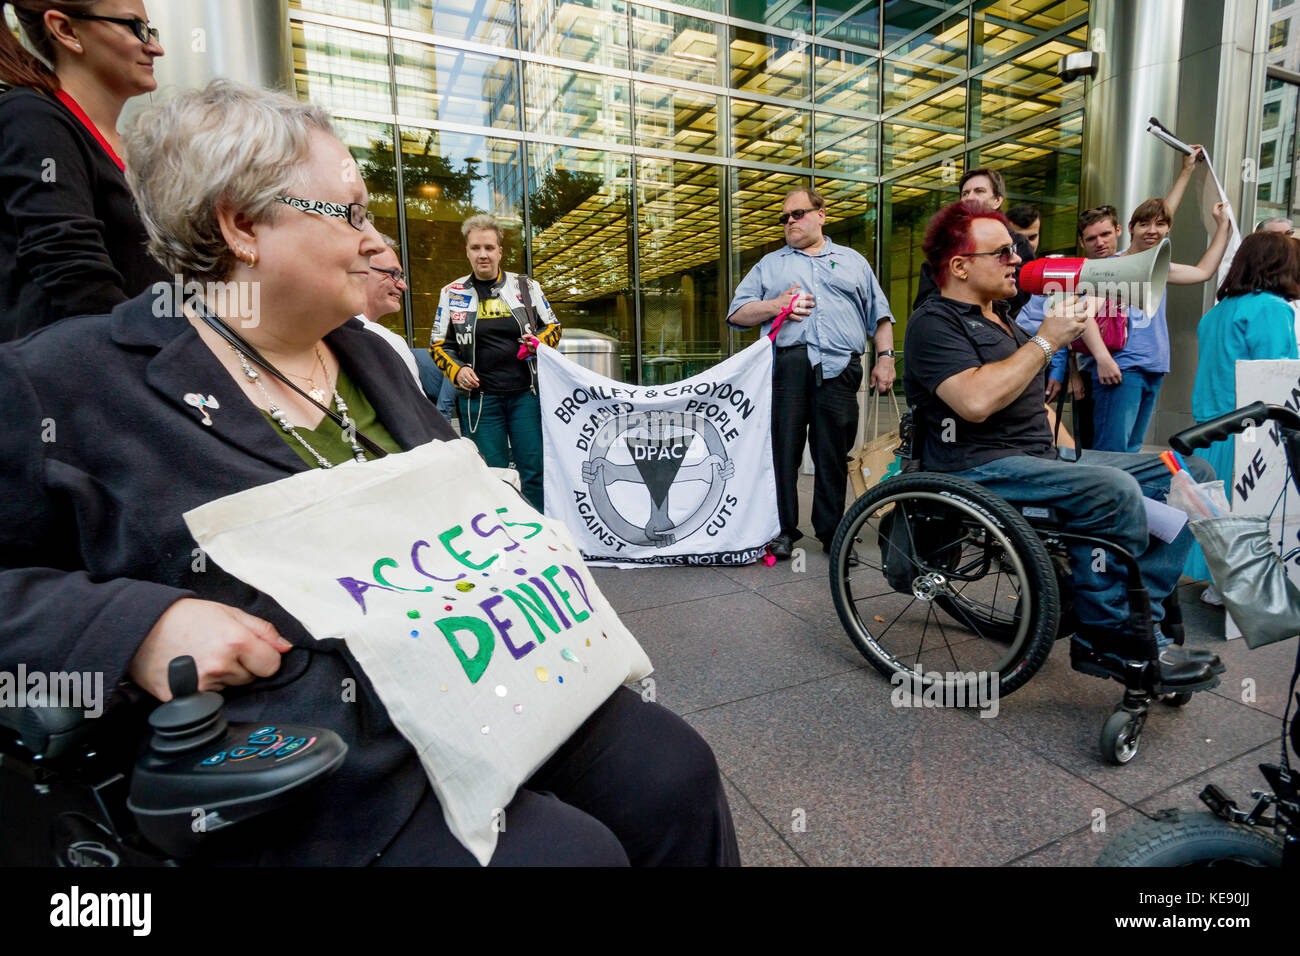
left=260, top=365, right=403, bottom=468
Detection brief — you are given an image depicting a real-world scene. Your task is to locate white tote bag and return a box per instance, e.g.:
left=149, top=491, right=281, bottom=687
left=185, top=438, right=653, bottom=865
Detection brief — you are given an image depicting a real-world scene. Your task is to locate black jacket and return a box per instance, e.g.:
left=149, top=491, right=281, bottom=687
left=0, top=86, right=169, bottom=343
left=911, top=230, right=1035, bottom=318
left=0, top=290, right=457, bottom=864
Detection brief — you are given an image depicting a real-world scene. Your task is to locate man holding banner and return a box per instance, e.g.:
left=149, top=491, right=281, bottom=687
left=726, top=188, right=896, bottom=560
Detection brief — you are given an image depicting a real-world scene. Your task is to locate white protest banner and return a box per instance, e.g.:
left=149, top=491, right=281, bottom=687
left=185, top=439, right=652, bottom=865
left=539, top=340, right=780, bottom=568
left=1230, top=359, right=1300, bottom=638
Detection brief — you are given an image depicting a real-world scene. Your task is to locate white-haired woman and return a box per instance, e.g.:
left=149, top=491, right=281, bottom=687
left=0, top=79, right=736, bottom=867
left=430, top=215, right=560, bottom=511
left=0, top=0, right=168, bottom=341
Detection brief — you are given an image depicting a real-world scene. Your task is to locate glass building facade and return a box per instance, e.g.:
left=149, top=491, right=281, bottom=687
left=290, top=0, right=1089, bottom=383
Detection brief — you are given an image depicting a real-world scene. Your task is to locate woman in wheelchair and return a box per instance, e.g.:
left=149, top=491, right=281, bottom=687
left=896, top=201, right=1222, bottom=689
left=0, top=80, right=737, bottom=866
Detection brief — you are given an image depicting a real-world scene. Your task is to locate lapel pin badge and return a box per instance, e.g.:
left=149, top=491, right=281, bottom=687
left=184, top=392, right=220, bottom=426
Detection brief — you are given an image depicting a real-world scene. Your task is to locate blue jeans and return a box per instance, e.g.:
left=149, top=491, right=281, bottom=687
left=949, top=449, right=1213, bottom=635
left=1090, top=368, right=1164, bottom=453
left=413, top=348, right=458, bottom=419
left=459, top=390, right=544, bottom=511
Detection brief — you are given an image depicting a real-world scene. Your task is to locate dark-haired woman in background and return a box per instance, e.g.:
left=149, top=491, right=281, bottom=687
left=1186, top=230, right=1300, bottom=592
left=0, top=0, right=167, bottom=341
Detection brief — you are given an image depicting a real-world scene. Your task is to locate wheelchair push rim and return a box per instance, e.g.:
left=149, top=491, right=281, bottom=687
left=829, top=474, right=1059, bottom=701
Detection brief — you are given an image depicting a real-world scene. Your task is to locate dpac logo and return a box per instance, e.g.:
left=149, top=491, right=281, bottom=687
left=580, top=410, right=734, bottom=546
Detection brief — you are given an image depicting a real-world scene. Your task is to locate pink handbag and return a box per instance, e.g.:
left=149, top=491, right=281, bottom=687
left=1070, top=300, right=1127, bottom=355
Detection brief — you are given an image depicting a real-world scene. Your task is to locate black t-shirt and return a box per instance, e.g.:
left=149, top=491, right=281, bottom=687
left=469, top=276, right=530, bottom=394
left=902, top=295, right=1055, bottom=472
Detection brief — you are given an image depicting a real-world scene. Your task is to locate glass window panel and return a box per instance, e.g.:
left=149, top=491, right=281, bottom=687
left=888, top=80, right=964, bottom=127
left=729, top=0, right=812, bottom=33
left=524, top=62, right=632, bottom=145
left=520, top=0, right=629, bottom=69
left=972, top=111, right=1082, bottom=256
left=389, top=0, right=517, bottom=46
left=814, top=114, right=877, bottom=176
left=293, top=0, right=386, bottom=23
left=528, top=145, right=635, bottom=376
left=396, top=130, right=526, bottom=347
left=393, top=41, right=520, bottom=130
left=816, top=177, right=877, bottom=268
left=880, top=161, right=958, bottom=334
left=971, top=0, right=1090, bottom=65
left=292, top=23, right=392, bottom=115
left=884, top=4, right=966, bottom=70
left=1258, top=81, right=1298, bottom=221
left=635, top=83, right=722, bottom=155
left=815, top=0, right=880, bottom=47
left=338, top=120, right=404, bottom=338
left=815, top=45, right=879, bottom=113
left=730, top=27, right=811, bottom=101
left=729, top=168, right=810, bottom=349
left=631, top=5, right=720, bottom=85
left=882, top=59, right=961, bottom=111
left=968, top=41, right=1085, bottom=139
left=637, top=159, right=724, bottom=382
left=882, top=121, right=962, bottom=173
left=732, top=98, right=811, bottom=166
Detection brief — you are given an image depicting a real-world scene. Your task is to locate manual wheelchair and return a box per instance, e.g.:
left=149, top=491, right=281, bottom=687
left=0, top=656, right=345, bottom=867
left=827, top=415, right=1222, bottom=765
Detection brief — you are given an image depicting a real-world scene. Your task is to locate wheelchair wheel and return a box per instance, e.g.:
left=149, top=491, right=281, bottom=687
left=829, top=473, right=1058, bottom=700
left=1096, top=813, right=1283, bottom=867
left=1100, top=708, right=1144, bottom=765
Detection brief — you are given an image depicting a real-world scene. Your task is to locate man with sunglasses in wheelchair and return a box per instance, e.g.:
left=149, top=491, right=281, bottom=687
left=902, top=200, right=1223, bottom=689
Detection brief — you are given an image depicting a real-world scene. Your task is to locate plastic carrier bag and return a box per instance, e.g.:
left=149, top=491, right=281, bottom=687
left=1190, top=514, right=1300, bottom=649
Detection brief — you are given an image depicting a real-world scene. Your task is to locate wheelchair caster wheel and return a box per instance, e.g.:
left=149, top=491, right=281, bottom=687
left=1101, top=708, right=1145, bottom=765
left=1161, top=692, right=1193, bottom=707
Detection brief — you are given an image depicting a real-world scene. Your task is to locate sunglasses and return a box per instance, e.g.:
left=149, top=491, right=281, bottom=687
left=68, top=12, right=161, bottom=44
left=372, top=265, right=407, bottom=284
left=960, top=244, right=1018, bottom=265
left=779, top=207, right=819, bottom=226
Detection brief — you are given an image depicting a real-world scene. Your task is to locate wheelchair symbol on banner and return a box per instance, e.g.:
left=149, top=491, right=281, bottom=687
left=580, top=410, right=734, bottom=547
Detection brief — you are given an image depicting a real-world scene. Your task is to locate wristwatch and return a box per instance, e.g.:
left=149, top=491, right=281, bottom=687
left=877, top=349, right=896, bottom=357
left=1029, top=335, right=1054, bottom=366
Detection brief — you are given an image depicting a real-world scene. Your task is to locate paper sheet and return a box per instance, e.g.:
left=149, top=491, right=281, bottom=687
left=1144, top=495, right=1189, bottom=544
left=1146, top=117, right=1241, bottom=288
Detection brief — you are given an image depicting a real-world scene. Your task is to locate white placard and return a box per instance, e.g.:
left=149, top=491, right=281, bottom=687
left=1230, top=360, right=1300, bottom=637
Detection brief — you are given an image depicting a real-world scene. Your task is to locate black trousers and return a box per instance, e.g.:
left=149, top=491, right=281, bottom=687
left=373, top=688, right=741, bottom=866
left=771, top=345, right=863, bottom=544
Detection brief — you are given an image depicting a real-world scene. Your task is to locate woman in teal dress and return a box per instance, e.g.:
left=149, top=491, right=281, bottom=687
left=1187, top=231, right=1300, bottom=585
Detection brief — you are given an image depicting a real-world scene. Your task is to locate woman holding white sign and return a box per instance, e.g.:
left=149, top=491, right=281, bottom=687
left=1187, top=231, right=1300, bottom=588
left=0, top=80, right=736, bottom=866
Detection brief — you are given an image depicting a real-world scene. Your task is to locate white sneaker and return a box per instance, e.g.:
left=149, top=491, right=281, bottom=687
left=1200, top=584, right=1224, bottom=607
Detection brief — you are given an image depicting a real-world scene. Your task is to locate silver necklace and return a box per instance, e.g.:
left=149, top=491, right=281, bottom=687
left=231, top=346, right=367, bottom=467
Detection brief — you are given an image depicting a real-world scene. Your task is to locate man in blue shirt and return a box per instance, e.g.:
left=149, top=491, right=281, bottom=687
left=727, top=187, right=896, bottom=559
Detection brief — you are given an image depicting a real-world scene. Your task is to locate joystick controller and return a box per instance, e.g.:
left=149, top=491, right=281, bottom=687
left=127, top=656, right=347, bottom=858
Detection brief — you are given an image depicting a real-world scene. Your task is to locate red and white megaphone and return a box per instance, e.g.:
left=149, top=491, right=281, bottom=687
left=1019, top=238, right=1171, bottom=313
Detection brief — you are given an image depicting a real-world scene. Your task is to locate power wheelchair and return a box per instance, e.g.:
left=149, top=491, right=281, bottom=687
left=0, top=656, right=345, bottom=866
left=828, top=410, right=1222, bottom=765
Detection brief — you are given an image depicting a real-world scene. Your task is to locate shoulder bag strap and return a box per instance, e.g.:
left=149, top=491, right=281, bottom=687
left=192, top=300, right=389, bottom=458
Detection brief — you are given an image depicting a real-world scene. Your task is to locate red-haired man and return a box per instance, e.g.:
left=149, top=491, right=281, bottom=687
left=901, top=200, right=1221, bottom=685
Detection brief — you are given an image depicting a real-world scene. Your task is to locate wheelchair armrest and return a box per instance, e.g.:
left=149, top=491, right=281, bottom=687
left=0, top=706, right=98, bottom=761
left=0, top=687, right=144, bottom=762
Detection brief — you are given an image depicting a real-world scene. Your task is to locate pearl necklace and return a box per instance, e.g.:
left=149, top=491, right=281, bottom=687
left=231, top=346, right=367, bottom=467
